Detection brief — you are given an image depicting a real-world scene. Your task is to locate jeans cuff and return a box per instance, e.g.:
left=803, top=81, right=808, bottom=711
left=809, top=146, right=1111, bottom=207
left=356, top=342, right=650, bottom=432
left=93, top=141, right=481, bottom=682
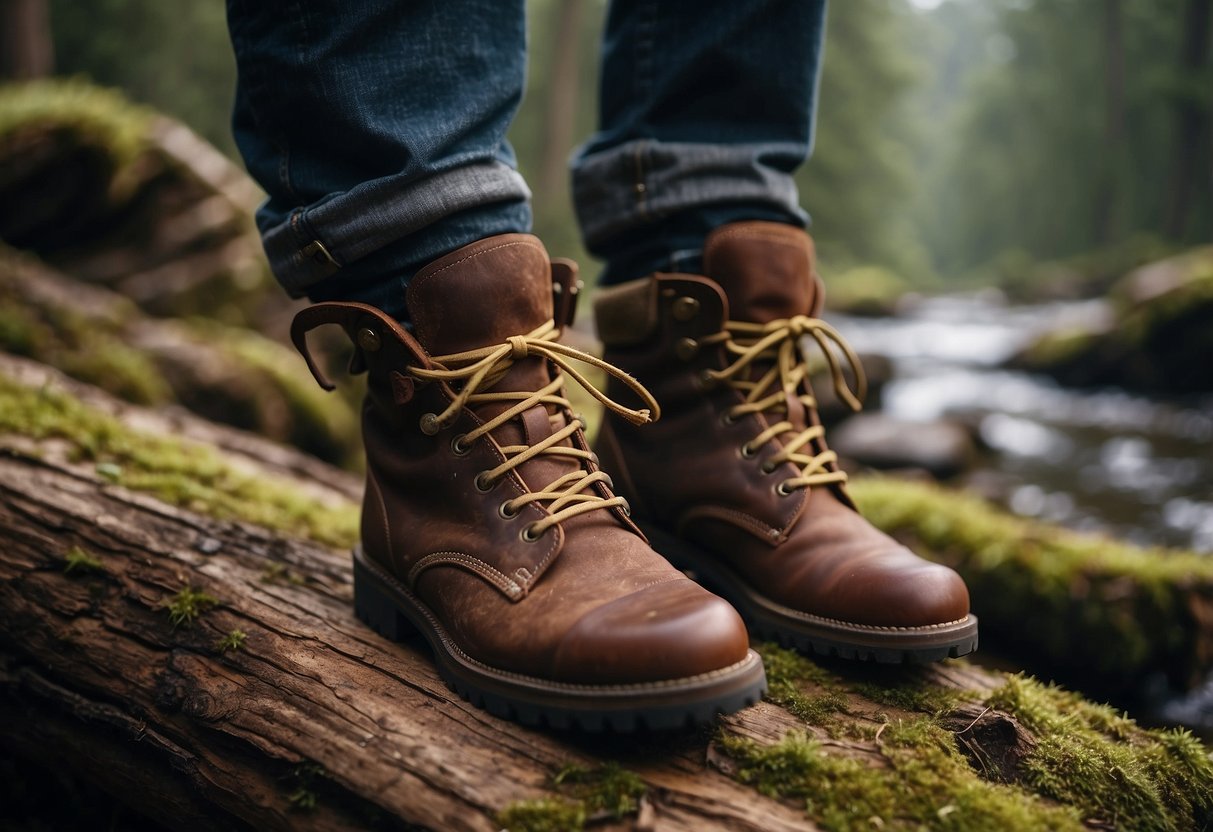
left=261, top=160, right=531, bottom=297
left=571, top=139, right=808, bottom=253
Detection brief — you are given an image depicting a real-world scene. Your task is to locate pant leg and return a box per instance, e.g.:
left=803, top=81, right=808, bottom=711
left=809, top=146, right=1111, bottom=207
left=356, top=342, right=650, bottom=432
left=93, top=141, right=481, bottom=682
left=226, top=0, right=531, bottom=319
left=571, top=0, right=828, bottom=284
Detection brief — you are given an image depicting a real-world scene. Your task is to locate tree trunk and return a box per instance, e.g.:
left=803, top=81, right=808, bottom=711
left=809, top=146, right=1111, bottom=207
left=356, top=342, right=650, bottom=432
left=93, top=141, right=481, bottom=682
left=1094, top=0, right=1126, bottom=245
left=0, top=355, right=1209, bottom=831
left=537, top=0, right=585, bottom=208
left=1167, top=0, right=1213, bottom=239
left=0, top=0, right=54, bottom=79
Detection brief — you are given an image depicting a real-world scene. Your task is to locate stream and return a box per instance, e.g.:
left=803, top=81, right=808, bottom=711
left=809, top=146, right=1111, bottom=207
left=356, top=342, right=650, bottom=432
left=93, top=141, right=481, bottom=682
left=831, top=291, right=1213, bottom=554
left=832, top=292, right=1213, bottom=730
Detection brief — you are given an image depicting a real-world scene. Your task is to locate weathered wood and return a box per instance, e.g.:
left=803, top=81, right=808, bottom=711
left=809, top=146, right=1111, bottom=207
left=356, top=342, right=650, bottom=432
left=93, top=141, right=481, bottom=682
left=1, top=357, right=1209, bottom=831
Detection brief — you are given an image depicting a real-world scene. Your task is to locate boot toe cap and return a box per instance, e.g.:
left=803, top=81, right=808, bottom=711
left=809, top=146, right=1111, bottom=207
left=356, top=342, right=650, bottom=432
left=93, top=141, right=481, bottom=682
left=818, top=551, right=971, bottom=628
left=551, top=579, right=750, bottom=684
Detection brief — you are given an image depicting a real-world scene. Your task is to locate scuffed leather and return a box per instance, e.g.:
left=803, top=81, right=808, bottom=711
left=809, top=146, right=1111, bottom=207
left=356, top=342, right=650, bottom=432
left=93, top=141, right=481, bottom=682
left=595, top=222, right=971, bottom=629
left=297, top=234, right=750, bottom=683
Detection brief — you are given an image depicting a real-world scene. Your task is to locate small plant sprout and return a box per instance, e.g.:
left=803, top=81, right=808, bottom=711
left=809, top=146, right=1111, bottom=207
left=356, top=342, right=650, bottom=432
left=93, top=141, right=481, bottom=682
left=216, top=629, right=247, bottom=653
left=164, top=586, right=219, bottom=629
left=63, top=545, right=104, bottom=575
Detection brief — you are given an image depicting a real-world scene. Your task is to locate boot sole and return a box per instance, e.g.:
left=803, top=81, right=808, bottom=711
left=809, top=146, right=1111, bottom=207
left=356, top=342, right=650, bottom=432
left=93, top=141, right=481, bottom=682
left=352, top=546, right=767, bottom=732
left=639, top=523, right=979, bottom=664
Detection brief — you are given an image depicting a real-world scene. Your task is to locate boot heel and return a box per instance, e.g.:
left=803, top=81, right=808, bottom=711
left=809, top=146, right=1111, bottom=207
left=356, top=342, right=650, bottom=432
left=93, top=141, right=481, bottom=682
left=353, top=554, right=417, bottom=642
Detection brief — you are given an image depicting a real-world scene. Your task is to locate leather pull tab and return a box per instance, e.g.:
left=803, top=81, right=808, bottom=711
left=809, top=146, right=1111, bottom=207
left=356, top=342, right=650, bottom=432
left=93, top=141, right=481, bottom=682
left=290, top=301, right=413, bottom=391
left=551, top=258, right=581, bottom=330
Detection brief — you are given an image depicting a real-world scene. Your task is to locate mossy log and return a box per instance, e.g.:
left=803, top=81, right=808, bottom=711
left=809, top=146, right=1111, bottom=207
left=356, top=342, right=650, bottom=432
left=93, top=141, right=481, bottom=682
left=0, top=244, right=360, bottom=468
left=0, top=79, right=283, bottom=333
left=1, top=355, right=1210, bottom=831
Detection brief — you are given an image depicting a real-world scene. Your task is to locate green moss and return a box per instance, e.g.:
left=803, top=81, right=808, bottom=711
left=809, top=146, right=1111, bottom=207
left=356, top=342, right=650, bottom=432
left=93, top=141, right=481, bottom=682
left=261, top=562, right=306, bottom=586
left=286, top=763, right=324, bottom=812
left=0, top=372, right=359, bottom=549
left=164, top=586, right=218, bottom=629
left=985, top=675, right=1213, bottom=831
left=0, top=78, right=151, bottom=169
left=719, top=725, right=1082, bottom=832
left=216, top=629, right=247, bottom=653
left=552, top=762, right=646, bottom=819
left=850, top=680, right=962, bottom=716
left=755, top=643, right=850, bottom=726
left=63, top=545, right=104, bottom=575
left=497, top=798, right=586, bottom=832
left=184, top=319, right=361, bottom=468
left=849, top=476, right=1212, bottom=685
left=823, top=265, right=911, bottom=316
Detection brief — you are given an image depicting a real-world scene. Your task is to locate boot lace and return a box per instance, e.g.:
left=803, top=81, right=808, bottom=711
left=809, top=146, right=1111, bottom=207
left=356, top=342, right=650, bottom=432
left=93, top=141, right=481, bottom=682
left=409, top=320, right=659, bottom=538
left=701, top=315, right=866, bottom=494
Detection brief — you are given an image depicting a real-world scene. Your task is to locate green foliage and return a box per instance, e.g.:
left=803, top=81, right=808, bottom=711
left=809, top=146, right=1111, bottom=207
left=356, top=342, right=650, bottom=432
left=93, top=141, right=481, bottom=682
left=918, top=0, right=1212, bottom=277
left=48, top=0, right=237, bottom=155
left=62, top=545, right=105, bottom=575
left=164, top=586, right=218, bottom=629
left=0, top=372, right=359, bottom=549
left=286, top=763, right=324, bottom=812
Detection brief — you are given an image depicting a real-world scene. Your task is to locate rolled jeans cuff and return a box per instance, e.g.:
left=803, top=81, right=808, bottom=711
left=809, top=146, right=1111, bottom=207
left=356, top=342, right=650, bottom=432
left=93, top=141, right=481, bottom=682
left=571, top=139, right=808, bottom=253
left=260, top=160, right=531, bottom=298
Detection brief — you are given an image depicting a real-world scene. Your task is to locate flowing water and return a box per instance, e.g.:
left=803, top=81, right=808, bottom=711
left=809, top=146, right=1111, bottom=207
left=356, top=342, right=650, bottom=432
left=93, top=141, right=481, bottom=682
left=830, top=291, right=1213, bottom=554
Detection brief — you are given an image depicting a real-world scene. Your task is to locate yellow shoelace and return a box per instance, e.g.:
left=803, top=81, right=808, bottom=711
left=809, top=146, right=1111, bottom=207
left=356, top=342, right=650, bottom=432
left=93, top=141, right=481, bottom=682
left=409, top=320, right=659, bottom=539
left=701, top=315, right=867, bottom=494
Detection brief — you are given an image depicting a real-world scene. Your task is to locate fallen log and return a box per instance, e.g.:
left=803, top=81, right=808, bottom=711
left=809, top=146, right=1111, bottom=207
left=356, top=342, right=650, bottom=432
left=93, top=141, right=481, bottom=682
left=0, top=356, right=1210, bottom=831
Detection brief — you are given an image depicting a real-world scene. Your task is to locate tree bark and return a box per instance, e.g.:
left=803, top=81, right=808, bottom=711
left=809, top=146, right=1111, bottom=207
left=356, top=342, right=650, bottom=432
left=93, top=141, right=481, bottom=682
left=0, top=0, right=54, bottom=80
left=0, top=356, right=1208, bottom=831
left=1167, top=0, right=1213, bottom=239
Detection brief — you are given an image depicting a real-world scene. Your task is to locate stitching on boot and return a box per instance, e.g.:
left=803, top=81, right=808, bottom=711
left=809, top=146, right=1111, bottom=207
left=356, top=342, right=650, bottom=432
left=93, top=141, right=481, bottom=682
left=408, top=552, right=524, bottom=600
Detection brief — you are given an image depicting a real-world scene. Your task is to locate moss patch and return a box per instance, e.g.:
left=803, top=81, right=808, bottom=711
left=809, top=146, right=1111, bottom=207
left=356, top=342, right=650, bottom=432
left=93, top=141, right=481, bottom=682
left=164, top=586, right=218, bottom=629
left=849, top=476, right=1213, bottom=689
left=497, top=798, right=586, bottom=832
left=0, top=371, right=358, bottom=549
left=62, top=545, right=105, bottom=575
left=215, top=629, right=247, bottom=653
left=497, top=762, right=646, bottom=832
left=987, top=674, right=1213, bottom=831
left=719, top=725, right=1082, bottom=832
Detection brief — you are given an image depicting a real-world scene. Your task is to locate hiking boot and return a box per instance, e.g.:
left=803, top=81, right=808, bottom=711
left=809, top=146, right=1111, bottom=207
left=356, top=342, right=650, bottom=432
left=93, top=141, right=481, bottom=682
left=291, top=233, right=766, bottom=730
left=593, top=221, right=978, bottom=663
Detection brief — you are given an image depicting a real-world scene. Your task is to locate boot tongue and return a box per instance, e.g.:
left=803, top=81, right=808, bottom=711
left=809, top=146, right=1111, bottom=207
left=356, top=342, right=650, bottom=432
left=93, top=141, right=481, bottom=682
left=702, top=221, right=820, bottom=323
left=407, top=233, right=553, bottom=356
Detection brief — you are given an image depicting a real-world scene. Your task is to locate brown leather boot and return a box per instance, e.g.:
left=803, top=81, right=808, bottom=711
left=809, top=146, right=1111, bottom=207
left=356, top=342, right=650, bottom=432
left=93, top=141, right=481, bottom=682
left=291, top=234, right=765, bottom=730
left=593, top=222, right=978, bottom=663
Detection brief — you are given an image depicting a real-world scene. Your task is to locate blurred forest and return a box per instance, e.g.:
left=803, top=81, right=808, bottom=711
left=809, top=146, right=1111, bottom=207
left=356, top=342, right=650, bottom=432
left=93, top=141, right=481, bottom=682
left=4, top=0, right=1208, bottom=288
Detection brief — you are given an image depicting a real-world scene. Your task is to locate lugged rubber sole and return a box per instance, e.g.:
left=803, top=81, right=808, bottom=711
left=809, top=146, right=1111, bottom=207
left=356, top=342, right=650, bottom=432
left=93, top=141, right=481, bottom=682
left=352, top=546, right=768, bottom=732
left=639, top=522, right=979, bottom=664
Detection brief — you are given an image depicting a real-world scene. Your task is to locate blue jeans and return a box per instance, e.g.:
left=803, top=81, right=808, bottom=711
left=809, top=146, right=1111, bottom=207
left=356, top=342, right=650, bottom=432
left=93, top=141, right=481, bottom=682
left=226, top=0, right=827, bottom=320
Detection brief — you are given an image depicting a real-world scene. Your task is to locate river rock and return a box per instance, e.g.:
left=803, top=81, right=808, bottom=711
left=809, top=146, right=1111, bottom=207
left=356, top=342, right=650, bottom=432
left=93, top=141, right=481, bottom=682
left=1008, top=247, right=1213, bottom=394
left=830, top=414, right=975, bottom=479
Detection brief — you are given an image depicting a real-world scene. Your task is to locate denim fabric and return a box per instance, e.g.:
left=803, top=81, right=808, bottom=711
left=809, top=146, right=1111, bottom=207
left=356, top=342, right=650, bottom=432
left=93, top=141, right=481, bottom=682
left=226, top=0, right=827, bottom=318
left=226, top=0, right=531, bottom=315
left=573, top=0, right=828, bottom=284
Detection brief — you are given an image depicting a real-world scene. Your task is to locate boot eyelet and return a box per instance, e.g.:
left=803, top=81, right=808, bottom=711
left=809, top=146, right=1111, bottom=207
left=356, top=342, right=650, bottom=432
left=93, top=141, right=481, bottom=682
left=695, top=370, right=717, bottom=392
left=674, top=337, right=699, bottom=361
left=474, top=472, right=495, bottom=492
left=451, top=434, right=472, bottom=456
left=419, top=413, right=442, bottom=435
left=776, top=480, right=795, bottom=496
left=760, top=460, right=777, bottom=474
left=521, top=524, right=543, bottom=542
left=720, top=412, right=739, bottom=426
left=498, top=501, right=519, bottom=519
left=618, top=498, right=631, bottom=517
left=740, top=443, right=757, bottom=459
